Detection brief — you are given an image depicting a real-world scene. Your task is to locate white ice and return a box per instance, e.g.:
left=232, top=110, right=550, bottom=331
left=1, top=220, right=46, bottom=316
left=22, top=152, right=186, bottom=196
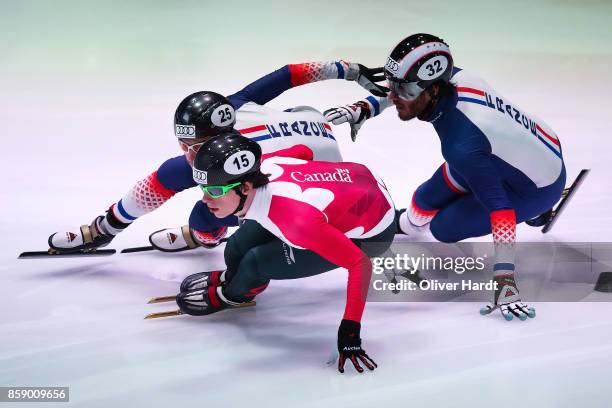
left=1, top=1, right=612, bottom=407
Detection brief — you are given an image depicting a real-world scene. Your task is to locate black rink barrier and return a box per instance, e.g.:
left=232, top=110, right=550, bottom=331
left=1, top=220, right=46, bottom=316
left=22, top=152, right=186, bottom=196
left=361, top=241, right=612, bottom=302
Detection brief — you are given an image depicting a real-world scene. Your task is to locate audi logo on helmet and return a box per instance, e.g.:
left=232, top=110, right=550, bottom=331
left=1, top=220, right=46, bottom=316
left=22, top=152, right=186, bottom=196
left=175, top=124, right=196, bottom=138
left=385, top=57, right=400, bottom=74
left=192, top=169, right=208, bottom=184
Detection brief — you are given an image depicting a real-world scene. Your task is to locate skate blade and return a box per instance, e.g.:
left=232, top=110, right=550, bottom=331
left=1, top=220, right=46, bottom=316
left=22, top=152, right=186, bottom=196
left=235, top=301, right=257, bottom=308
left=147, top=295, right=176, bottom=304
left=18, top=248, right=117, bottom=259
left=144, top=310, right=184, bottom=319
left=147, top=294, right=257, bottom=306
left=144, top=301, right=256, bottom=320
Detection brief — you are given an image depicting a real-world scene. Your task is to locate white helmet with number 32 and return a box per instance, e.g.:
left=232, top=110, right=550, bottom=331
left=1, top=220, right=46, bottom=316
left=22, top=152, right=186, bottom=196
left=384, top=33, right=453, bottom=101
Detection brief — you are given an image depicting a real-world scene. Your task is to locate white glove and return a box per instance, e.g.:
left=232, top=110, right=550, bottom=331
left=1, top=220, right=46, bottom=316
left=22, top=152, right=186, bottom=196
left=480, top=273, right=536, bottom=321
left=345, top=63, right=389, bottom=97
left=324, top=100, right=373, bottom=142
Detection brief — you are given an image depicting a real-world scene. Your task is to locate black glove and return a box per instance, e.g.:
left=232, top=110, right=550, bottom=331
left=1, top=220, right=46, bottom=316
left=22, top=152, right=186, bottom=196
left=180, top=270, right=225, bottom=292
left=346, top=63, right=390, bottom=97
left=176, top=286, right=229, bottom=316
left=337, top=319, right=377, bottom=373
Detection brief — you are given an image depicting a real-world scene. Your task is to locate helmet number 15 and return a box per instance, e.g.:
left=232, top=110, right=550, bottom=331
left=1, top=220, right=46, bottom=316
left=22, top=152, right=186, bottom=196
left=225, top=150, right=256, bottom=175
left=233, top=154, right=250, bottom=170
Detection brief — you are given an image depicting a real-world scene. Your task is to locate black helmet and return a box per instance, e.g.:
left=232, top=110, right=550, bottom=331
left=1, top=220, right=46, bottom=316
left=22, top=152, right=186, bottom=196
left=174, top=91, right=235, bottom=139
left=384, top=34, right=453, bottom=100
left=192, top=130, right=262, bottom=186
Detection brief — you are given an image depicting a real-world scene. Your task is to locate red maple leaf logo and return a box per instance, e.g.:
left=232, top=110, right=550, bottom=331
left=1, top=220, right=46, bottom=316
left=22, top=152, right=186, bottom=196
left=168, top=233, right=177, bottom=244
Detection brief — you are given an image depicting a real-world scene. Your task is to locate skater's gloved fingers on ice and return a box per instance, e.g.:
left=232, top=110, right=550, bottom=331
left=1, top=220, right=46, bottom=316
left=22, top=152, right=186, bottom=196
left=500, top=304, right=516, bottom=320
left=520, top=302, right=536, bottom=318
left=338, top=354, right=347, bottom=373
left=513, top=302, right=536, bottom=319
left=481, top=301, right=535, bottom=321
left=500, top=302, right=535, bottom=321
left=479, top=303, right=497, bottom=315
left=349, top=355, right=364, bottom=373
left=358, top=353, right=377, bottom=371
left=508, top=303, right=528, bottom=321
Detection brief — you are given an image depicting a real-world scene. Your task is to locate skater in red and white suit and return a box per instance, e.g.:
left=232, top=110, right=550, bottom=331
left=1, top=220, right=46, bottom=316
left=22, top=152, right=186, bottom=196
left=176, top=131, right=396, bottom=374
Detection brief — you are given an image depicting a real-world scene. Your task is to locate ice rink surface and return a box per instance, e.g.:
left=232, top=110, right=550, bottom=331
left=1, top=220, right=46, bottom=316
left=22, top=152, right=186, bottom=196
left=1, top=1, right=612, bottom=407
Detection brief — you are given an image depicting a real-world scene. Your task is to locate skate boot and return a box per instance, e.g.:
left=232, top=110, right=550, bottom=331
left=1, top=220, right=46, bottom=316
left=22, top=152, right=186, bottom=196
left=148, top=225, right=227, bottom=252
left=48, top=216, right=115, bottom=254
left=395, top=209, right=430, bottom=240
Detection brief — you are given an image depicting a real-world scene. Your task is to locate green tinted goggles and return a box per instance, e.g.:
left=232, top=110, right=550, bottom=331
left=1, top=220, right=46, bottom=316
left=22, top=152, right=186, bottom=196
left=199, top=182, right=241, bottom=199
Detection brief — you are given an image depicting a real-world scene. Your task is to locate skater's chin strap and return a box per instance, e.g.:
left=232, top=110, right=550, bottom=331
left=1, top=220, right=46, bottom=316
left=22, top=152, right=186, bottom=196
left=232, top=187, right=248, bottom=215
left=418, top=87, right=441, bottom=121
left=418, top=82, right=455, bottom=122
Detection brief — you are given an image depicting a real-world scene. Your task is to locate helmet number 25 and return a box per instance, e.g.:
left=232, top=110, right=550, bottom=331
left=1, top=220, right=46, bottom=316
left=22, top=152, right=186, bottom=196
left=212, top=104, right=235, bottom=127
left=218, top=107, right=233, bottom=123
